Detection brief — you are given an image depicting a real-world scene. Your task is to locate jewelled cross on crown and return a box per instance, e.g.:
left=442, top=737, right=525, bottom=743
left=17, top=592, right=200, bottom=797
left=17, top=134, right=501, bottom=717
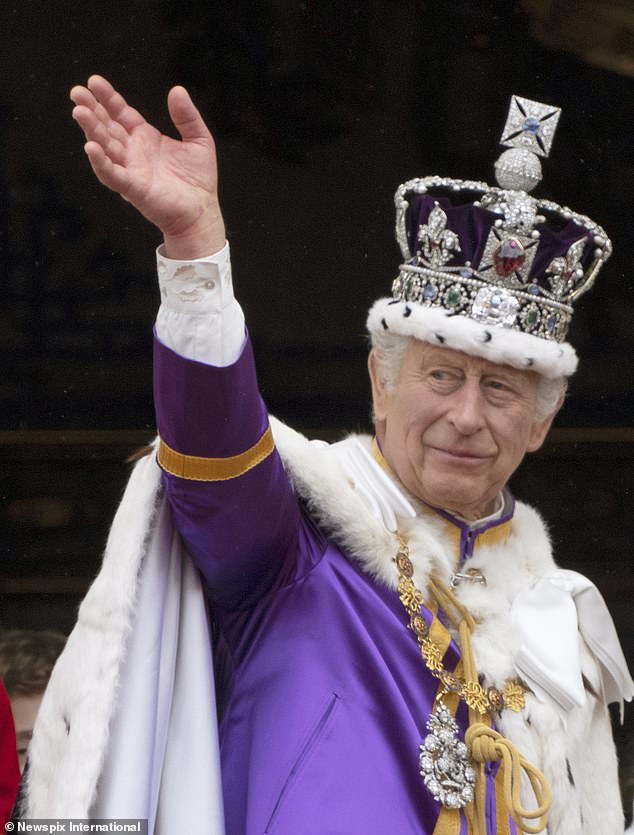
left=500, top=95, right=561, bottom=158
left=494, top=95, right=561, bottom=193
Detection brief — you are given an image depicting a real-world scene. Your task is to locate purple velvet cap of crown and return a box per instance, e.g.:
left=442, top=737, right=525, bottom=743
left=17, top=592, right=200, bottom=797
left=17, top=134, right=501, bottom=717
left=404, top=193, right=595, bottom=290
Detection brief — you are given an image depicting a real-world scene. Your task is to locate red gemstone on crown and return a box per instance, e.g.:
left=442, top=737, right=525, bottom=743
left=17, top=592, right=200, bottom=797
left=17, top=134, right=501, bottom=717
left=493, top=238, right=526, bottom=277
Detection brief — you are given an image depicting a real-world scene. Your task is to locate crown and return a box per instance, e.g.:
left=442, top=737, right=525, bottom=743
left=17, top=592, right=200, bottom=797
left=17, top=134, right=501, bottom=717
left=368, top=96, right=612, bottom=378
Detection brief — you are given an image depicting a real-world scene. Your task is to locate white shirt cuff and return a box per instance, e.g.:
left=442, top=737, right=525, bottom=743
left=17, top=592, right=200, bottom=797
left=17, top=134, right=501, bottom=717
left=155, top=241, right=246, bottom=367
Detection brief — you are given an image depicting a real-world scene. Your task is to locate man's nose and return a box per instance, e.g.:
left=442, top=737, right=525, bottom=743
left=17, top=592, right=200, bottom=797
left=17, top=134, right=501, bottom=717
left=448, top=381, right=487, bottom=435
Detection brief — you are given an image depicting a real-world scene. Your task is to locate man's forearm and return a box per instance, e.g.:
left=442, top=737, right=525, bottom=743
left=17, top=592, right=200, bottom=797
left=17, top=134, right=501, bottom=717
left=154, top=334, right=300, bottom=610
left=154, top=240, right=299, bottom=610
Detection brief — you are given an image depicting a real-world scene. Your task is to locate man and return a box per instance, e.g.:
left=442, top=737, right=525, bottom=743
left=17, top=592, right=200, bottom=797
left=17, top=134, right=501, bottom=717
left=21, top=79, right=632, bottom=834
left=0, top=630, right=67, bottom=772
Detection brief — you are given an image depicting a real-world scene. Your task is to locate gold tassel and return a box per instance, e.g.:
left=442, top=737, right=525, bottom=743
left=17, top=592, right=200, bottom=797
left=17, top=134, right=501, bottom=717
left=466, top=722, right=550, bottom=834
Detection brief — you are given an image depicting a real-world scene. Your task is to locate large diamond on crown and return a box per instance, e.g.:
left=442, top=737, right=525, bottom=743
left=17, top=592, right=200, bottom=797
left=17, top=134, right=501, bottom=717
left=471, top=287, right=520, bottom=328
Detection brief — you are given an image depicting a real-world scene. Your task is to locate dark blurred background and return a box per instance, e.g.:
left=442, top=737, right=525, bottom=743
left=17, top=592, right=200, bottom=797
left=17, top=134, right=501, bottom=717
left=0, top=0, right=633, bottom=815
left=0, top=0, right=632, bottom=431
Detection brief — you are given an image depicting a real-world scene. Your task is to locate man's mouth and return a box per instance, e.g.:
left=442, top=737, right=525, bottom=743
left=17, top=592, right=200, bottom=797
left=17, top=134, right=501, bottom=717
left=430, top=446, right=492, bottom=463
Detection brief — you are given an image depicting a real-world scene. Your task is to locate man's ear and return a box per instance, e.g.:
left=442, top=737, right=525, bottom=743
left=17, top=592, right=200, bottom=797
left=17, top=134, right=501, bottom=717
left=368, top=350, right=389, bottom=422
left=526, top=394, right=565, bottom=452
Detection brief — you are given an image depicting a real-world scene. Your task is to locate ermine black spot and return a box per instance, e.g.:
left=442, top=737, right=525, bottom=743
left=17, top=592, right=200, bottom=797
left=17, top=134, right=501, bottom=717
left=381, top=318, right=388, bottom=330
left=388, top=299, right=400, bottom=305
left=63, top=715, right=71, bottom=735
left=526, top=357, right=534, bottom=367
left=482, top=330, right=492, bottom=342
left=435, top=333, right=445, bottom=344
left=404, top=306, right=412, bottom=318
left=566, top=759, right=575, bottom=787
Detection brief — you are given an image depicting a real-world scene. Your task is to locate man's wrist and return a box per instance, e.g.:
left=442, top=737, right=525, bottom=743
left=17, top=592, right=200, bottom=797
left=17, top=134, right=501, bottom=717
left=162, top=212, right=226, bottom=260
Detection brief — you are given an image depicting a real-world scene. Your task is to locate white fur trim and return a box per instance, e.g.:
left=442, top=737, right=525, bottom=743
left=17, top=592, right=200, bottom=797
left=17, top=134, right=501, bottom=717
left=270, top=418, right=454, bottom=590
left=367, top=298, right=578, bottom=378
left=23, top=448, right=225, bottom=833
left=24, top=448, right=163, bottom=817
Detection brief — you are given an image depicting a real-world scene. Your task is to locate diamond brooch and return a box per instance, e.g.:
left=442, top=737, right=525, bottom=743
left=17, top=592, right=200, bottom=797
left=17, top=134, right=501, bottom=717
left=419, top=702, right=477, bottom=809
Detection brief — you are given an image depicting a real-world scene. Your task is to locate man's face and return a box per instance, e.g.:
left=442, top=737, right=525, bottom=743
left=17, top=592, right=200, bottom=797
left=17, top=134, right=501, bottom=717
left=369, top=340, right=559, bottom=520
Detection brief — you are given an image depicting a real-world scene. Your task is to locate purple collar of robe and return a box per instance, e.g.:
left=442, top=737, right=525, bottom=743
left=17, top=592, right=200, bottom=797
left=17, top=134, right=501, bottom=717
left=428, top=488, right=515, bottom=568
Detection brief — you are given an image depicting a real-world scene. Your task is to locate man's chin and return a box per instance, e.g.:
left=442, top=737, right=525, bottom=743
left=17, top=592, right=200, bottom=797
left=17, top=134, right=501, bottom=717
left=416, top=476, right=495, bottom=518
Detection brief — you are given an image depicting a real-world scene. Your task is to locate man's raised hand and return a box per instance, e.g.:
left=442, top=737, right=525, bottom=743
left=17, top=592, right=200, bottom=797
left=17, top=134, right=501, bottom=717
left=70, top=75, right=225, bottom=259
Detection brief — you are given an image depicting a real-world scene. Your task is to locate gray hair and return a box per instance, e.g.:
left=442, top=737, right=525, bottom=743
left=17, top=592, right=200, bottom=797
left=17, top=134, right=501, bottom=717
left=369, top=330, right=566, bottom=423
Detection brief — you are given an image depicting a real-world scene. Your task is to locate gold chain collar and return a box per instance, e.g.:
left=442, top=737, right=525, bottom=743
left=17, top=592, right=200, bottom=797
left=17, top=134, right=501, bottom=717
left=394, top=535, right=527, bottom=714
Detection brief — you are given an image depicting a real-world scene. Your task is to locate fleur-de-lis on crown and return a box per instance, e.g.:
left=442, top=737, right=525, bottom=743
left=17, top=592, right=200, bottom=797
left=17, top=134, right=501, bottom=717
left=546, top=238, right=586, bottom=299
left=417, top=203, right=461, bottom=268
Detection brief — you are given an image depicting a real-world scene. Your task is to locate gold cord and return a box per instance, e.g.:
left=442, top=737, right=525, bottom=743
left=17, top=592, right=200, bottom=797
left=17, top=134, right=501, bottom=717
left=466, top=724, right=551, bottom=835
left=455, top=603, right=551, bottom=834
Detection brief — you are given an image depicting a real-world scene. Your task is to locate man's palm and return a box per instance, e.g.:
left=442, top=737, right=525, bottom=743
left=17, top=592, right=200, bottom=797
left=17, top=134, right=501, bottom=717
left=70, top=76, right=221, bottom=242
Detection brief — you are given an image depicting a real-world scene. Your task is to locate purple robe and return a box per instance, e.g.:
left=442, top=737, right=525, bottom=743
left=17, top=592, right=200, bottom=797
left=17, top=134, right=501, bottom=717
left=154, top=334, right=516, bottom=835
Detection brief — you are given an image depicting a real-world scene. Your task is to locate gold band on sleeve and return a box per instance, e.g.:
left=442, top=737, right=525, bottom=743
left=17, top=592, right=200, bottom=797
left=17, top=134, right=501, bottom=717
left=157, top=424, right=275, bottom=482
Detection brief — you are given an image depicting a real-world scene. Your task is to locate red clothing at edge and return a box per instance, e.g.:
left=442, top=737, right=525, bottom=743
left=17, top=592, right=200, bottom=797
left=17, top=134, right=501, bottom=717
left=0, top=679, right=20, bottom=825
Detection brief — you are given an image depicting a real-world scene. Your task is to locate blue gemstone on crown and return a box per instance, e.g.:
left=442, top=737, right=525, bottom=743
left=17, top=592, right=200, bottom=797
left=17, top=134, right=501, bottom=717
left=423, top=284, right=438, bottom=300
left=523, top=117, right=541, bottom=135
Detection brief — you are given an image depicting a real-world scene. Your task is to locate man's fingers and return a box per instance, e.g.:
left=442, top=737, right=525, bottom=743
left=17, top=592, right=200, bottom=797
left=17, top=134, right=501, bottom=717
left=71, top=85, right=131, bottom=145
left=167, top=86, right=212, bottom=144
left=72, top=105, right=128, bottom=165
left=70, top=85, right=92, bottom=108
left=83, top=141, right=131, bottom=197
left=87, top=75, right=146, bottom=133
left=71, top=103, right=102, bottom=142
